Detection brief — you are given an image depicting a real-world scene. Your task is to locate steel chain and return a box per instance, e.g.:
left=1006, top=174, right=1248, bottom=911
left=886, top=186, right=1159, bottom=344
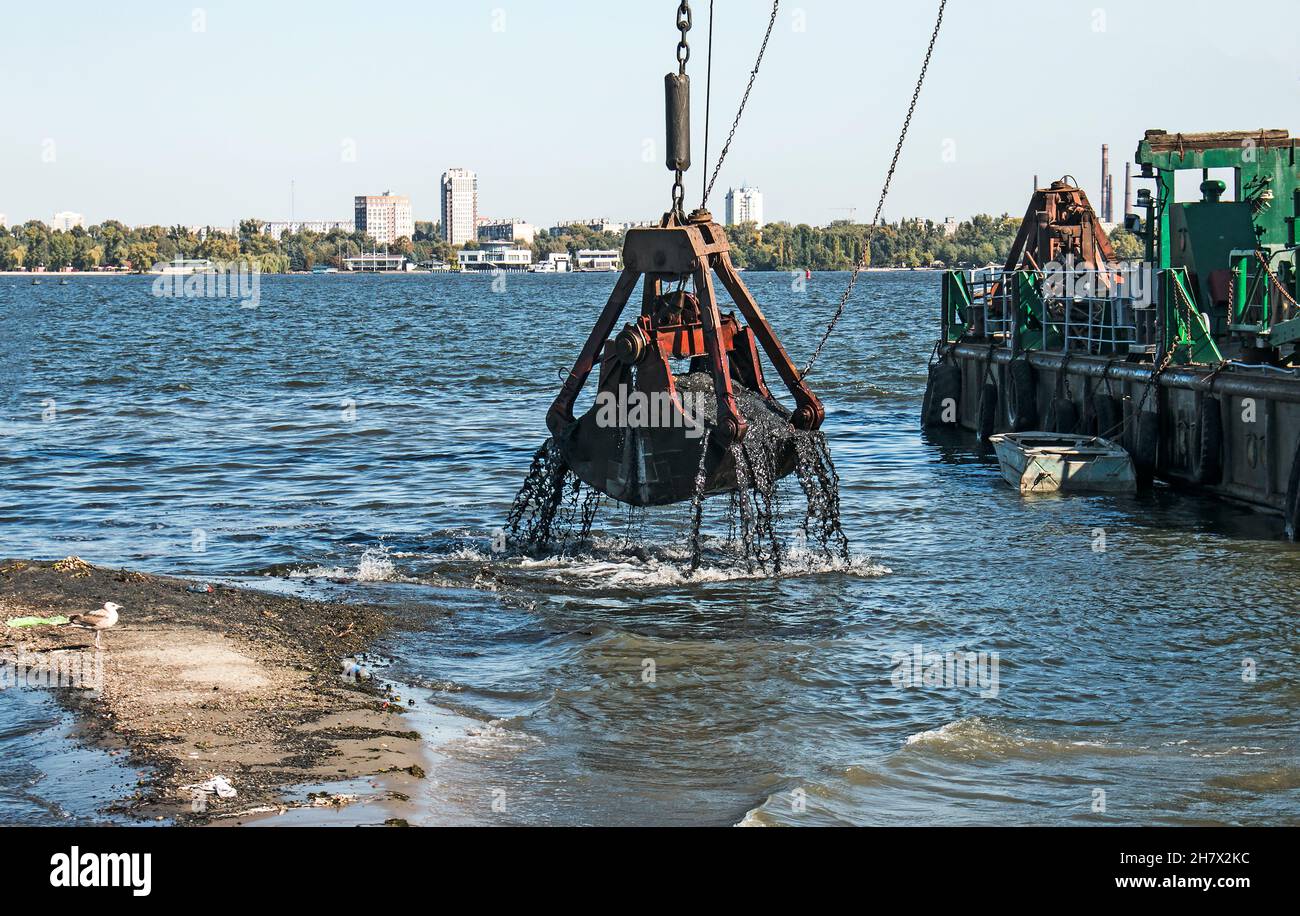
left=701, top=0, right=781, bottom=209
left=676, top=0, right=692, bottom=73
left=800, top=0, right=947, bottom=379
left=669, top=1, right=693, bottom=218
left=1258, top=249, right=1299, bottom=310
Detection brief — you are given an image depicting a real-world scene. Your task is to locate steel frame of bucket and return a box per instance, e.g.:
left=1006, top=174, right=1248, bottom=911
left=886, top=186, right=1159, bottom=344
left=546, top=209, right=825, bottom=448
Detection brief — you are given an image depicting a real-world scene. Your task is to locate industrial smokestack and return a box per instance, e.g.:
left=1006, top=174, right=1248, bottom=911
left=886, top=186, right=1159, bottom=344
left=1101, top=145, right=1112, bottom=222
left=1124, top=162, right=1133, bottom=217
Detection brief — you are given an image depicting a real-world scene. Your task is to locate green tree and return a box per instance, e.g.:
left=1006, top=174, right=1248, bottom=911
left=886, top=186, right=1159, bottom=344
left=126, top=241, right=159, bottom=272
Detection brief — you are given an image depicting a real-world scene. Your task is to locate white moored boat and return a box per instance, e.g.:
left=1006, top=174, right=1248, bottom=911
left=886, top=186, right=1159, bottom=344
left=989, top=432, right=1136, bottom=495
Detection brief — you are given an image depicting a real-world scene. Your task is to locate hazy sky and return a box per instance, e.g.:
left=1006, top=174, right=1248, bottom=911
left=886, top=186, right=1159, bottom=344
left=2, top=0, right=1296, bottom=229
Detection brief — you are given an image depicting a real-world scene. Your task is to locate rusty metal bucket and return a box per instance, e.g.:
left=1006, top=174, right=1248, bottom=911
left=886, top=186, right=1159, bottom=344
left=546, top=211, right=821, bottom=507
left=554, top=372, right=798, bottom=506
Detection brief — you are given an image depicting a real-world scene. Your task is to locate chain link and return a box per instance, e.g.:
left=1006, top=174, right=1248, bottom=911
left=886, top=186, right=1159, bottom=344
left=676, top=0, right=692, bottom=74
left=1258, top=248, right=1299, bottom=310
left=669, top=1, right=693, bottom=218
left=800, top=0, right=947, bottom=379
left=701, top=0, right=781, bottom=209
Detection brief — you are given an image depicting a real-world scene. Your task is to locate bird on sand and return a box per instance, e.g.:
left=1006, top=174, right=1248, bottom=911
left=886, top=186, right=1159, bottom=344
left=67, top=602, right=120, bottom=646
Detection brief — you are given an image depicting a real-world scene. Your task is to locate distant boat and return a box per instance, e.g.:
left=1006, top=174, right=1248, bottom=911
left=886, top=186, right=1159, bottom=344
left=990, top=432, right=1136, bottom=494
left=805, top=268, right=811, bottom=279
left=31, top=278, right=42, bottom=285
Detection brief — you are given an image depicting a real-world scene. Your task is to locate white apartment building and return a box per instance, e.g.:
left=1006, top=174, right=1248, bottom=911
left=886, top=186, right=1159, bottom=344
left=263, top=220, right=355, bottom=237
left=724, top=187, right=763, bottom=227
left=478, top=219, right=535, bottom=245
left=441, top=168, right=478, bottom=245
left=50, top=211, right=85, bottom=231
left=0, top=214, right=7, bottom=229
left=354, top=193, right=413, bottom=245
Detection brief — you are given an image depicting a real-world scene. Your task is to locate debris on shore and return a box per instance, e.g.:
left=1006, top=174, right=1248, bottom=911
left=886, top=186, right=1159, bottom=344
left=0, top=558, right=429, bottom=824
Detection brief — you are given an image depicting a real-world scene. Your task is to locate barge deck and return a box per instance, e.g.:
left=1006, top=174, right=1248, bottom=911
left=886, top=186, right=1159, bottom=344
left=924, top=129, right=1300, bottom=533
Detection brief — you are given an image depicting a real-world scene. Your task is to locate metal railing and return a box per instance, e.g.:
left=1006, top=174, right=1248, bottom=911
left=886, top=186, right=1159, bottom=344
left=950, top=266, right=1147, bottom=354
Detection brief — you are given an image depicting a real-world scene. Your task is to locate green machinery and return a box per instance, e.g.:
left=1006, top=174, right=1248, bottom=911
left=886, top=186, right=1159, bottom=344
left=1136, top=129, right=1299, bottom=357
left=943, top=130, right=1300, bottom=366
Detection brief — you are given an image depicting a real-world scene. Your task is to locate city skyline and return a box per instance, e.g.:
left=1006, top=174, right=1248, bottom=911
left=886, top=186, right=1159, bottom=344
left=3, top=1, right=1293, bottom=231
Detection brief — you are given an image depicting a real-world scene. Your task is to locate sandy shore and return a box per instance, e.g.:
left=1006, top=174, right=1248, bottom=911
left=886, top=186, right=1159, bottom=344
left=0, top=558, right=430, bottom=825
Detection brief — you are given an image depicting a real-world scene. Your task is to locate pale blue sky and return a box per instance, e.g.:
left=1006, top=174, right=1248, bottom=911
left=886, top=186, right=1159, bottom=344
left=2, top=0, right=1296, bottom=228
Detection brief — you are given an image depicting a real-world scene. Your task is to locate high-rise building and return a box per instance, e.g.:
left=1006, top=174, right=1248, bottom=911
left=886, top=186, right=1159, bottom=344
left=724, top=186, right=763, bottom=227
left=354, top=192, right=413, bottom=245
left=50, top=211, right=85, bottom=231
left=441, top=169, right=478, bottom=245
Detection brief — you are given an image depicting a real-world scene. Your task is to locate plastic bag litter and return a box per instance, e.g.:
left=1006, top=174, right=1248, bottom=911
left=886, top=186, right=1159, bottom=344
left=183, top=776, right=237, bottom=799
left=5, top=615, right=70, bottom=628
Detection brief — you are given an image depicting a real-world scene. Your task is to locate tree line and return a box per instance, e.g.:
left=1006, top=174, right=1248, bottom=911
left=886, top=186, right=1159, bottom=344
left=0, top=214, right=1143, bottom=272
left=726, top=215, right=1143, bottom=270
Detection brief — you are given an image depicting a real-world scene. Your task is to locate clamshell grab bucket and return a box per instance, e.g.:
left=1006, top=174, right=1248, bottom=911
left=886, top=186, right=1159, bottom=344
left=546, top=211, right=822, bottom=507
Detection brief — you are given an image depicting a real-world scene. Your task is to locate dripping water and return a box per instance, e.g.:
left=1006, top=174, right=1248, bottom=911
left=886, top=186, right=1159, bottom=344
left=505, top=382, right=852, bottom=573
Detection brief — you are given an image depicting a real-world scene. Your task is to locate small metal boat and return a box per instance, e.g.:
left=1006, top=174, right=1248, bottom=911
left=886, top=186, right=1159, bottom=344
left=989, top=432, right=1136, bottom=494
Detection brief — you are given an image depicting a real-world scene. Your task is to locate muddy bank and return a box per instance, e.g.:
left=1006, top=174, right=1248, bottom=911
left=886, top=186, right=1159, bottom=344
left=0, top=558, right=430, bottom=824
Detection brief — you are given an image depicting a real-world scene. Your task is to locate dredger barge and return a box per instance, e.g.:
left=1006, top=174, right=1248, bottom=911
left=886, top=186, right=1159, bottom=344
left=924, top=129, right=1300, bottom=536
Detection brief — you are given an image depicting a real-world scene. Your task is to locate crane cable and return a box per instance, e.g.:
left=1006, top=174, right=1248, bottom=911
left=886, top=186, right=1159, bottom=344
left=800, top=0, right=948, bottom=379
left=701, top=0, right=781, bottom=210
left=701, top=1, right=714, bottom=209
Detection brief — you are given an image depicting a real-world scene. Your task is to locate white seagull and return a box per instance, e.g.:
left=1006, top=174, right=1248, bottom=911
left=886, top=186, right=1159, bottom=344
left=67, top=601, right=120, bottom=647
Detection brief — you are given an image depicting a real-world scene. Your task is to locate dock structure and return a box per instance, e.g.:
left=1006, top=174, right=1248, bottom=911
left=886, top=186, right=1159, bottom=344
left=927, top=129, right=1300, bottom=532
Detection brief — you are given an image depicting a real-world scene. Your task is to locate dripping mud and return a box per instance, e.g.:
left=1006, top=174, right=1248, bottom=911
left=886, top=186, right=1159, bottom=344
left=505, top=372, right=851, bottom=577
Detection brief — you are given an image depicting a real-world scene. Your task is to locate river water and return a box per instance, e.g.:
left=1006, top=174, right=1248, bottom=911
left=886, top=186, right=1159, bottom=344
left=1, top=271, right=1297, bottom=825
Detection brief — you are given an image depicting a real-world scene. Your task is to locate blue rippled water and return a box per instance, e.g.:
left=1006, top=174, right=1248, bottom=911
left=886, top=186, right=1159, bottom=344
left=1, top=271, right=1297, bottom=825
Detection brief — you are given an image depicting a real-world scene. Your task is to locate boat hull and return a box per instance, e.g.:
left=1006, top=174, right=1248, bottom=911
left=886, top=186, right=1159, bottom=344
left=990, top=433, right=1136, bottom=494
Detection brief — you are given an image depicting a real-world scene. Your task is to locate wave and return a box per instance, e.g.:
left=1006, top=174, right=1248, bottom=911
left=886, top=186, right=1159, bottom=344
left=901, top=717, right=1137, bottom=762
left=510, top=547, right=889, bottom=589
left=444, top=716, right=543, bottom=759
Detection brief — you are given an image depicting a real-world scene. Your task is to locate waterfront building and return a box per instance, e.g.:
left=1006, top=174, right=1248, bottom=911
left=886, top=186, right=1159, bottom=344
left=457, top=240, right=532, bottom=271
left=50, top=211, right=85, bottom=231
left=0, top=213, right=7, bottom=229
left=724, top=187, right=763, bottom=227
left=353, top=193, right=413, bottom=245
left=343, top=252, right=409, bottom=272
left=441, top=169, right=478, bottom=245
left=575, top=248, right=621, bottom=271
left=530, top=252, right=572, bottom=273
left=478, top=219, right=536, bottom=245
left=149, top=257, right=216, bottom=275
